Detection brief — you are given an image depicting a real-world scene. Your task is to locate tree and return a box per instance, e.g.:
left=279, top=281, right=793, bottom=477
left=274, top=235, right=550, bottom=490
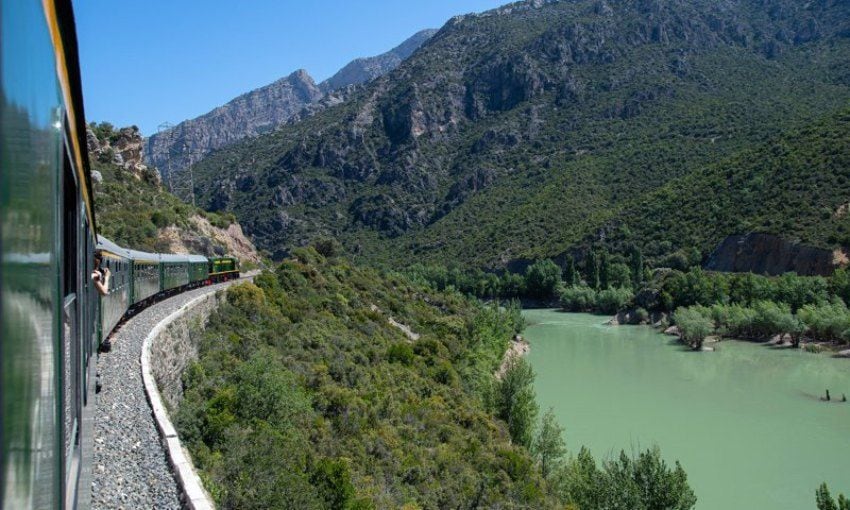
left=599, top=251, right=611, bottom=290
left=601, top=448, right=697, bottom=510
left=525, top=259, right=563, bottom=299
left=563, top=255, right=579, bottom=287
left=557, top=447, right=696, bottom=510
left=311, top=458, right=356, bottom=510
left=497, top=357, right=539, bottom=448
left=629, top=246, right=644, bottom=289
left=675, top=307, right=713, bottom=350
left=533, top=408, right=567, bottom=480
left=606, top=263, right=633, bottom=290
left=586, top=251, right=601, bottom=290
left=816, top=483, right=850, bottom=510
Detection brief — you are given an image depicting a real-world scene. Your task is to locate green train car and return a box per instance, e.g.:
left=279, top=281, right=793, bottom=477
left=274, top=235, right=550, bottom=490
left=0, top=2, right=243, bottom=507
left=1, top=0, right=98, bottom=506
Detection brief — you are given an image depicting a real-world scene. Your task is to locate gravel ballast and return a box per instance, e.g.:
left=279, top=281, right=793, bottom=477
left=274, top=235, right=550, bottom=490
left=92, top=280, right=243, bottom=509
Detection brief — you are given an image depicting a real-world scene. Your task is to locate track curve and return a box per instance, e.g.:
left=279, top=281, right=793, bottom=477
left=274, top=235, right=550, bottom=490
left=91, top=278, right=248, bottom=509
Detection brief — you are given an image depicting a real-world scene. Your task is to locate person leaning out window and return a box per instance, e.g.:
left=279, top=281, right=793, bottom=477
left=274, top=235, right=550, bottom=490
left=92, top=253, right=110, bottom=296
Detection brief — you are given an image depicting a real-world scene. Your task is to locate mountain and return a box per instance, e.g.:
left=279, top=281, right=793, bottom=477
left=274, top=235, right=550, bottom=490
left=318, top=29, right=438, bottom=93
left=145, top=70, right=323, bottom=182
left=144, top=30, right=437, bottom=182
left=88, top=122, right=262, bottom=264
left=187, top=0, right=850, bottom=266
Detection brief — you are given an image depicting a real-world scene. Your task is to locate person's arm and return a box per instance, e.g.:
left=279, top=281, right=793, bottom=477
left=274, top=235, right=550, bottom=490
left=93, top=270, right=109, bottom=296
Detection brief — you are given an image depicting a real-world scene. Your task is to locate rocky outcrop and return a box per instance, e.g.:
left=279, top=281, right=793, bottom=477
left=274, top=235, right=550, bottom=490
left=704, top=233, right=842, bottom=276
left=145, top=30, right=437, bottom=182
left=156, top=215, right=262, bottom=265
left=88, top=125, right=160, bottom=184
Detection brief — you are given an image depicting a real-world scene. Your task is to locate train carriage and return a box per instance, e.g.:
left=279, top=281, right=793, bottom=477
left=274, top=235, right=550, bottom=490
left=1, top=0, right=99, bottom=506
left=127, top=248, right=161, bottom=306
left=95, top=237, right=131, bottom=342
left=187, top=254, right=210, bottom=285
left=0, top=2, right=246, bottom=507
left=160, top=254, right=190, bottom=292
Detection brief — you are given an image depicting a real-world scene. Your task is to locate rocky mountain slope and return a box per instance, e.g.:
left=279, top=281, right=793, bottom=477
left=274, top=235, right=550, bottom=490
left=145, top=29, right=437, bottom=182
left=187, top=0, right=850, bottom=267
left=89, top=123, right=261, bottom=264
left=318, top=29, right=438, bottom=93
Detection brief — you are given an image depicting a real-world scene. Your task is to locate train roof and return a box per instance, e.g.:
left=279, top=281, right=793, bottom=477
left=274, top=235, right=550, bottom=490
left=97, top=236, right=211, bottom=263
left=160, top=253, right=196, bottom=263
left=96, top=236, right=131, bottom=258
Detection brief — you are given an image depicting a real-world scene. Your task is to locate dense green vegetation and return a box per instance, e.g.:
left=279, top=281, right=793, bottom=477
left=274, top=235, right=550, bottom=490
left=408, top=247, right=850, bottom=352
left=176, top=248, right=697, bottom=508
left=186, top=0, right=850, bottom=269
left=817, top=484, right=850, bottom=510
left=90, top=122, right=237, bottom=252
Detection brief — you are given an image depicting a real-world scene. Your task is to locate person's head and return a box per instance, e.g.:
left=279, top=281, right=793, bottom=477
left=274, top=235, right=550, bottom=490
left=94, top=253, right=103, bottom=268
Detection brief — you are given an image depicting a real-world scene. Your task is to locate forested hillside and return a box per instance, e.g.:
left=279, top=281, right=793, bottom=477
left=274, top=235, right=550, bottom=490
left=186, top=0, right=850, bottom=269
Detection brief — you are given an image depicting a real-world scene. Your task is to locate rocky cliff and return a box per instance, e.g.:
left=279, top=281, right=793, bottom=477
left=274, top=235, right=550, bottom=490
left=145, top=70, right=323, bottom=182
left=90, top=123, right=261, bottom=263
left=145, top=29, right=437, bottom=183
left=704, top=234, right=844, bottom=277
left=88, top=124, right=160, bottom=185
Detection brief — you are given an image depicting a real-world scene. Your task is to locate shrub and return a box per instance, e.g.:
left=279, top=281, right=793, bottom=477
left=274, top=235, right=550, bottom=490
left=596, top=287, right=634, bottom=314
left=386, top=342, right=414, bottom=365
left=674, top=307, right=713, bottom=350
left=525, top=259, right=562, bottom=299
left=559, top=286, right=598, bottom=312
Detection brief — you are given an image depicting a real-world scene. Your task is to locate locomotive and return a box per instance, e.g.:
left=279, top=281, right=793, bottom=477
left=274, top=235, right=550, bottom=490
left=0, top=0, right=239, bottom=507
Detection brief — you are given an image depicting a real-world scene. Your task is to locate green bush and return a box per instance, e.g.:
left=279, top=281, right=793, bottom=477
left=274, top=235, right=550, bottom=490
left=674, top=307, right=714, bottom=350
left=559, top=285, right=598, bottom=312
left=386, top=342, right=414, bottom=365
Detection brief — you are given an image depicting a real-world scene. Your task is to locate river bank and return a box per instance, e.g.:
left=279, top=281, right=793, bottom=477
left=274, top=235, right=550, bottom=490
left=495, top=335, right=530, bottom=379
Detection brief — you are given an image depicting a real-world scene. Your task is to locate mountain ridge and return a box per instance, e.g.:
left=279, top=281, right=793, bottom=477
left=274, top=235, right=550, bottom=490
left=187, top=0, right=850, bottom=267
left=145, top=29, right=437, bottom=182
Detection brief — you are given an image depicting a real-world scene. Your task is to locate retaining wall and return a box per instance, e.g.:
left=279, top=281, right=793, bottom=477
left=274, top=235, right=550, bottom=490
left=141, top=288, right=230, bottom=510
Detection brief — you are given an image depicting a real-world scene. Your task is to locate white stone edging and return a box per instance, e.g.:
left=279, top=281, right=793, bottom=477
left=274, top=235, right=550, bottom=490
left=140, top=291, right=221, bottom=510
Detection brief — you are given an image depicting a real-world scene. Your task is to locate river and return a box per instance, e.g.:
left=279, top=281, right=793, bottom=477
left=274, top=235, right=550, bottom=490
left=524, top=310, right=850, bottom=510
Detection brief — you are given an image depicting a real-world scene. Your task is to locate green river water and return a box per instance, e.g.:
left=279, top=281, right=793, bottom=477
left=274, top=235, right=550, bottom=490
left=523, top=310, right=850, bottom=510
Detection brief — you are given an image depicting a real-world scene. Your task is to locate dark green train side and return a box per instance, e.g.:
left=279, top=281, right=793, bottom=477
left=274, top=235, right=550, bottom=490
left=0, top=1, right=241, bottom=508
left=96, top=237, right=240, bottom=341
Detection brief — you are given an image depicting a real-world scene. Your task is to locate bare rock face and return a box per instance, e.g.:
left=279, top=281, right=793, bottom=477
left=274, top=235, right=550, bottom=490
left=156, top=214, right=262, bottom=264
left=704, top=233, right=842, bottom=276
left=145, top=70, right=323, bottom=182
left=87, top=125, right=161, bottom=185
left=145, top=30, right=437, bottom=183
left=319, top=29, right=438, bottom=93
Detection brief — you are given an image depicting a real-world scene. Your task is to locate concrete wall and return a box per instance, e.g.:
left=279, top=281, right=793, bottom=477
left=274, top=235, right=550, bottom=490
left=141, top=288, right=233, bottom=510
left=149, top=289, right=227, bottom=410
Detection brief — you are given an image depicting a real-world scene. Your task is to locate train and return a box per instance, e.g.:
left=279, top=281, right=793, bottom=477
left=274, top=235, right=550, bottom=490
left=0, top=0, right=239, bottom=508
left=96, top=236, right=240, bottom=348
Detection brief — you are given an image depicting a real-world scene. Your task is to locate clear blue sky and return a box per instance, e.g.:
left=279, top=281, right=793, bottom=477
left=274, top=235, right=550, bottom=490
left=74, top=0, right=504, bottom=135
